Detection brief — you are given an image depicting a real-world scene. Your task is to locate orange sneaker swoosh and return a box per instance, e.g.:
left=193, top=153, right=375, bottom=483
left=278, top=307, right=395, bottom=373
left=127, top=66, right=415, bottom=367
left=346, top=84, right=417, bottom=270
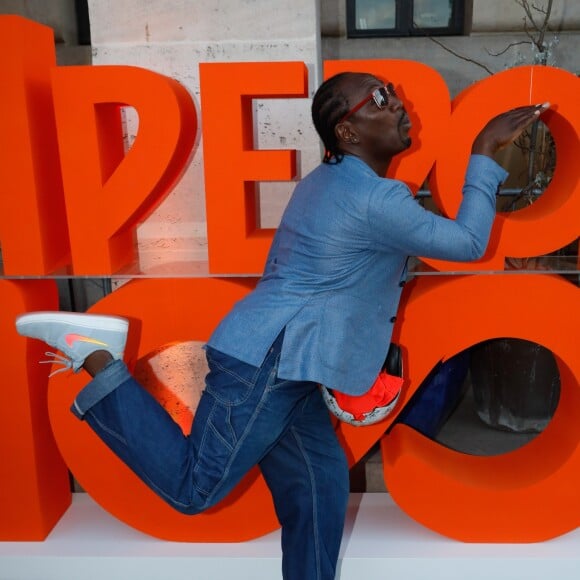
left=65, top=333, right=109, bottom=348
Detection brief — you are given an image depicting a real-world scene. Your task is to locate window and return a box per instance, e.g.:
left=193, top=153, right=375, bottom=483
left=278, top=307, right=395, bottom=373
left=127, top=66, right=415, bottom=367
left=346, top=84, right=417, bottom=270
left=347, top=0, right=465, bottom=38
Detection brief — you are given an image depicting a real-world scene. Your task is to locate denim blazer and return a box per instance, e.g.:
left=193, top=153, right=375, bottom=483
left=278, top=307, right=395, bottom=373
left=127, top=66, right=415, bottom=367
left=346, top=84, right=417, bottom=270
left=207, top=154, right=507, bottom=395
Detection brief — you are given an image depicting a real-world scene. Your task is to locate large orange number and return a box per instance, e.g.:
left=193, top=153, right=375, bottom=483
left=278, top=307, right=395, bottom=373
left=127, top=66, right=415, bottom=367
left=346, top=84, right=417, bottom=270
left=0, top=280, right=68, bottom=540
left=45, top=278, right=286, bottom=541
left=384, top=274, right=579, bottom=541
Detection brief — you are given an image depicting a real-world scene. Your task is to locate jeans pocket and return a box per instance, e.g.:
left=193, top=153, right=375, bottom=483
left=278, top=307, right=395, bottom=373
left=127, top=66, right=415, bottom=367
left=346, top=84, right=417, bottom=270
left=205, top=347, right=260, bottom=406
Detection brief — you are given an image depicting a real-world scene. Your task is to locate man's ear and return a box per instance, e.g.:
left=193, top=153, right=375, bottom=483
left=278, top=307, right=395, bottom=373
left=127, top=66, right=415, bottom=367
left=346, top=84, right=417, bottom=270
left=335, top=122, right=359, bottom=145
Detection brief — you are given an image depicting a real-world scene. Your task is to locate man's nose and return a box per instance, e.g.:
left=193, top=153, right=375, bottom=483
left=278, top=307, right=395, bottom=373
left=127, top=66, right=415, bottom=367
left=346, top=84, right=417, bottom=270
left=387, top=96, right=403, bottom=112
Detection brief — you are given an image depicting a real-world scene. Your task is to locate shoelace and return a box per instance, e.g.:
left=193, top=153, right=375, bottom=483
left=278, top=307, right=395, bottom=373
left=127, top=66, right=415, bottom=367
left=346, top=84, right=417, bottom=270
left=39, top=352, right=74, bottom=376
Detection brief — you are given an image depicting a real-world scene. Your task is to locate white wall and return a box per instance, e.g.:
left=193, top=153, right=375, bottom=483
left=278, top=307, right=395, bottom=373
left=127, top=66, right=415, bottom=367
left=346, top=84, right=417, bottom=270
left=472, top=0, right=580, bottom=32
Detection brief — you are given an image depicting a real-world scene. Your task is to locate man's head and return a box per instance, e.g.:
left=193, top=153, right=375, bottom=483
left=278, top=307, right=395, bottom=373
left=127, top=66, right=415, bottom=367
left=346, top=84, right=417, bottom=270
left=311, top=72, right=412, bottom=174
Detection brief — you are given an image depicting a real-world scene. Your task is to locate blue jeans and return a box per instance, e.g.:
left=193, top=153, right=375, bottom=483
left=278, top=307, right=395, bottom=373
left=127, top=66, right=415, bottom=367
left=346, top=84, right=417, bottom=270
left=72, top=332, right=350, bottom=580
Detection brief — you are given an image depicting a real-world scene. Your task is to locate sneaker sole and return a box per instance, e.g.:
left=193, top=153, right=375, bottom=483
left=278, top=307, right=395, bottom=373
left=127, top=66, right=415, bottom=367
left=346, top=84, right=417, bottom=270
left=16, top=311, right=129, bottom=333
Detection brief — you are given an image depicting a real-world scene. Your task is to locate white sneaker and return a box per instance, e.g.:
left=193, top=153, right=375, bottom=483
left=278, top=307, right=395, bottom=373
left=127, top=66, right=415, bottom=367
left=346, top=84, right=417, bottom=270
left=16, top=311, right=129, bottom=374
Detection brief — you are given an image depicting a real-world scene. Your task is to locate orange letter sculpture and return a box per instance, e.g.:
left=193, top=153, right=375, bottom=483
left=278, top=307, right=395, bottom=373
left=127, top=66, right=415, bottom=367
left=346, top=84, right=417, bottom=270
left=0, top=32, right=577, bottom=542
left=51, top=65, right=197, bottom=274
left=426, top=65, right=580, bottom=271
left=0, top=16, right=70, bottom=275
left=201, top=61, right=308, bottom=274
left=325, top=60, right=579, bottom=541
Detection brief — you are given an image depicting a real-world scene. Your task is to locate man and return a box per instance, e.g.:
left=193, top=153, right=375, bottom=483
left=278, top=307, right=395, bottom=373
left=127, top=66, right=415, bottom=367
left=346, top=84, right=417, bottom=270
left=16, top=72, right=548, bottom=580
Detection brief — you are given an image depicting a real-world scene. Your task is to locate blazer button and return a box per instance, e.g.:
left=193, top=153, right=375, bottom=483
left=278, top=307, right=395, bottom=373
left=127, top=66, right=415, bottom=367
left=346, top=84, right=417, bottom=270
left=390, top=316, right=397, bottom=323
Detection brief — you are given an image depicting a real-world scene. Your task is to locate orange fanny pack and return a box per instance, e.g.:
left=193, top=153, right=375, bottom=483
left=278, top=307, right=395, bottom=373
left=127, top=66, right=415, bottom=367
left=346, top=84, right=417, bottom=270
left=333, top=371, right=404, bottom=421
left=325, top=343, right=404, bottom=424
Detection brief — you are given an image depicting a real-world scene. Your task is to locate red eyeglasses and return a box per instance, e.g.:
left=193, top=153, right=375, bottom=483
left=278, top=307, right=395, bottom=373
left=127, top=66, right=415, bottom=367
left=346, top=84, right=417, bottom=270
left=338, top=83, right=397, bottom=124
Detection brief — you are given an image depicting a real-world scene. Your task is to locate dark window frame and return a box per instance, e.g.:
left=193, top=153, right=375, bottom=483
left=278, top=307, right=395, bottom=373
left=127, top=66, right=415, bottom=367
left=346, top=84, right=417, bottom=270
left=75, top=0, right=91, bottom=45
left=346, top=0, right=465, bottom=38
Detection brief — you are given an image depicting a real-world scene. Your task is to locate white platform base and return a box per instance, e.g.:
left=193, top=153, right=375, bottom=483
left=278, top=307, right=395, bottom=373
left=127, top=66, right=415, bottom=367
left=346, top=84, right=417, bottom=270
left=1, top=493, right=578, bottom=580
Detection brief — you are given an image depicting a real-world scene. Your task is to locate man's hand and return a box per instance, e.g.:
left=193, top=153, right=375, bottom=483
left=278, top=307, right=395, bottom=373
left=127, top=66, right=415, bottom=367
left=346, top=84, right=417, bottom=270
left=472, top=103, right=550, bottom=158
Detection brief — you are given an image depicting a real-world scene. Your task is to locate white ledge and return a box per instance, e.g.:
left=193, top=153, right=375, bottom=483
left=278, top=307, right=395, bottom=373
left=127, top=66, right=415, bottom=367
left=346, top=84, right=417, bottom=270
left=1, top=493, right=578, bottom=580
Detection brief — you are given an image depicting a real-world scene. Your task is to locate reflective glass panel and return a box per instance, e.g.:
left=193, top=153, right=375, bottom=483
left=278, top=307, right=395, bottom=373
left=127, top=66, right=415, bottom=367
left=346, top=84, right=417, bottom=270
left=355, top=0, right=396, bottom=30
left=413, top=0, right=453, bottom=28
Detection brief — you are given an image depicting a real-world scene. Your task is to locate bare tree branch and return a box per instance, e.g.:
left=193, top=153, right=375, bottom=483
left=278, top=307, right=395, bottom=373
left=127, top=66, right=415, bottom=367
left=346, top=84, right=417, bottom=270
left=418, top=1, right=554, bottom=80
left=516, top=0, right=541, bottom=31
left=486, top=41, right=531, bottom=57
left=516, top=0, right=553, bottom=53
left=427, top=36, right=495, bottom=75
left=536, top=0, right=553, bottom=51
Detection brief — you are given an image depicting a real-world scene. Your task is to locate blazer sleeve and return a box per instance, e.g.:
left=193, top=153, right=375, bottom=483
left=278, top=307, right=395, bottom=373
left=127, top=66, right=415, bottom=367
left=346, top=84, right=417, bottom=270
left=367, top=154, right=508, bottom=261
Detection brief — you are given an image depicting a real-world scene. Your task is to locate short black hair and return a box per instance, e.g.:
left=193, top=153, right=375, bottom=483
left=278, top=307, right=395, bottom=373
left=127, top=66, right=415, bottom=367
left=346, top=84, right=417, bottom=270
left=311, top=72, right=376, bottom=163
